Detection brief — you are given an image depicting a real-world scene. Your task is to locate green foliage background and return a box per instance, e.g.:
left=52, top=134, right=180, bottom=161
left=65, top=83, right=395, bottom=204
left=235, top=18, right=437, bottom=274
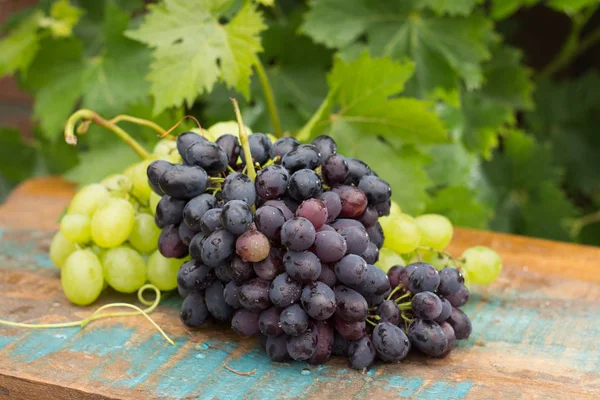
left=1, top=0, right=599, bottom=245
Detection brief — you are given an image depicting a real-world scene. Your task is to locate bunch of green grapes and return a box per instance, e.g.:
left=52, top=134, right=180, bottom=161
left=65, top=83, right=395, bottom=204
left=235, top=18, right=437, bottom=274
left=375, top=203, right=502, bottom=287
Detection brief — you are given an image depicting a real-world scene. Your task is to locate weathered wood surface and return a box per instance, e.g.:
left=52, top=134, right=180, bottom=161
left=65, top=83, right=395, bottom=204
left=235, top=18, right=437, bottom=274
left=0, top=178, right=599, bottom=399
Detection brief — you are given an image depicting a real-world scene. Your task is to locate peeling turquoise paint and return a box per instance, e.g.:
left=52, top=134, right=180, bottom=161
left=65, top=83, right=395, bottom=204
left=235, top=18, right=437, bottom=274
left=9, top=329, right=77, bottom=363
left=384, top=375, right=424, bottom=397
left=418, top=380, right=474, bottom=400
left=0, top=335, right=15, bottom=351
left=69, top=325, right=135, bottom=357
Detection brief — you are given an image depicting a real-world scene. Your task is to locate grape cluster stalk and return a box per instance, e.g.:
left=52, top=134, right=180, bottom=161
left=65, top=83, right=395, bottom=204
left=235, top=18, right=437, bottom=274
left=149, top=112, right=479, bottom=369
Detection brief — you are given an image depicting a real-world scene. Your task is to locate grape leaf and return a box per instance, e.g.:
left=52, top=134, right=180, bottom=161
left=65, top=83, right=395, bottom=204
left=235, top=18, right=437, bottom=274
left=425, top=186, right=493, bottom=228
left=298, top=52, right=447, bottom=146
left=420, top=0, right=481, bottom=16
left=425, top=142, right=479, bottom=187
left=0, top=12, right=44, bottom=77
left=64, top=143, right=140, bottom=184
left=257, top=0, right=275, bottom=6
left=490, top=0, right=538, bottom=20
left=126, top=0, right=266, bottom=114
left=48, top=0, right=84, bottom=38
left=548, top=0, right=599, bottom=14
left=0, top=127, right=37, bottom=184
left=301, top=0, right=493, bottom=97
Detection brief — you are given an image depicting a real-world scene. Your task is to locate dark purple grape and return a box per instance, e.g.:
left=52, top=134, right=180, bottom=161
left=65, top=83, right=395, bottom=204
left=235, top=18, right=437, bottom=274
left=365, top=293, right=385, bottom=307
left=180, top=292, right=208, bottom=328
left=254, top=205, right=286, bottom=242
left=334, top=285, right=368, bottom=322
left=408, top=319, right=448, bottom=357
left=330, top=218, right=364, bottom=231
left=188, top=232, right=206, bottom=260
left=224, top=281, right=242, bottom=308
left=311, top=135, right=337, bottom=164
left=177, top=260, right=215, bottom=292
left=259, top=334, right=268, bottom=350
left=446, top=307, right=471, bottom=340
left=269, top=273, right=302, bottom=308
left=356, top=207, right=379, bottom=228
left=322, top=155, right=349, bottom=185
left=366, top=222, right=384, bottom=249
left=280, top=304, right=309, bottom=336
left=339, top=225, right=369, bottom=255
left=288, top=169, right=322, bottom=202
left=286, top=322, right=318, bottom=361
left=178, top=285, right=189, bottom=299
left=282, top=144, right=321, bottom=173
left=263, top=199, right=294, bottom=220
left=392, top=264, right=417, bottom=289
left=239, top=278, right=271, bottom=311
left=377, top=300, right=401, bottom=325
left=334, top=254, right=368, bottom=286
left=281, top=196, right=300, bottom=212
left=199, top=208, right=223, bottom=235
left=270, top=137, right=300, bottom=160
left=374, top=199, right=391, bottom=216
left=255, top=165, right=289, bottom=200
left=216, top=134, right=240, bottom=168
left=387, top=265, right=404, bottom=288
left=177, top=132, right=206, bottom=160
left=445, top=285, right=469, bottom=307
left=439, top=321, right=456, bottom=356
left=221, top=200, right=253, bottom=235
left=159, top=225, right=189, bottom=258
left=266, top=335, right=290, bottom=362
left=437, top=268, right=465, bottom=297
left=183, top=194, right=217, bottom=231
left=332, top=333, right=349, bottom=356
left=331, top=185, right=368, bottom=218
left=372, top=322, right=410, bottom=362
left=407, top=263, right=440, bottom=293
left=228, top=255, right=254, bottom=282
left=205, top=280, right=233, bottom=321
left=155, top=196, right=186, bottom=228
left=317, top=263, right=337, bottom=287
left=318, top=224, right=335, bottom=232
left=240, top=133, right=271, bottom=165
left=186, top=140, right=228, bottom=175
left=178, top=223, right=198, bottom=246
left=214, top=263, right=232, bottom=283
left=435, top=297, right=453, bottom=323
left=348, top=335, right=376, bottom=370
left=280, top=217, right=316, bottom=251
left=358, top=175, right=391, bottom=205
left=345, top=158, right=372, bottom=185
left=361, top=242, right=379, bottom=264
left=222, top=173, right=256, bottom=206
left=301, top=282, right=336, bottom=320
left=357, top=264, right=390, bottom=296
left=259, top=307, right=284, bottom=336
left=201, top=229, right=236, bottom=267
left=314, top=231, right=347, bottom=263
left=296, top=199, right=328, bottom=230
left=308, top=320, right=334, bottom=364
left=147, top=160, right=172, bottom=196
left=319, top=191, right=341, bottom=222
left=411, top=291, right=443, bottom=320
left=253, top=248, right=284, bottom=280
left=231, top=309, right=260, bottom=336
left=236, top=229, right=270, bottom=263
left=334, top=317, right=366, bottom=341
left=283, top=251, right=322, bottom=283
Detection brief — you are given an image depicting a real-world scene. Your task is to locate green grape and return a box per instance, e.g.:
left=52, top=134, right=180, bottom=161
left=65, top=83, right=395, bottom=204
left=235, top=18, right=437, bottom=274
left=67, top=184, right=110, bottom=216
left=102, top=174, right=133, bottom=198
left=91, top=198, right=135, bottom=248
left=206, top=121, right=252, bottom=141
left=61, top=249, right=104, bottom=306
left=461, top=246, right=503, bottom=285
left=130, top=213, right=161, bottom=254
left=153, top=138, right=177, bottom=157
left=147, top=250, right=183, bottom=291
left=462, top=267, right=472, bottom=290
left=102, top=246, right=147, bottom=294
left=390, top=201, right=402, bottom=216
left=415, top=214, right=453, bottom=251
left=412, top=250, right=457, bottom=271
left=125, top=160, right=152, bottom=205
left=49, top=231, right=77, bottom=269
left=375, top=247, right=405, bottom=272
left=380, top=213, right=421, bottom=254
left=149, top=192, right=161, bottom=215
left=266, top=133, right=277, bottom=143
left=60, top=213, right=91, bottom=244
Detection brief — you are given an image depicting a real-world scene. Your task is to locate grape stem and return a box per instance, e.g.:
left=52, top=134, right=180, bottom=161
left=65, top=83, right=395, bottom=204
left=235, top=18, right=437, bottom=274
left=231, top=98, right=257, bottom=181
left=254, top=56, right=282, bottom=138
left=108, top=115, right=167, bottom=136
left=366, top=319, right=377, bottom=327
left=386, top=286, right=404, bottom=300
left=159, top=115, right=203, bottom=139
left=64, top=109, right=151, bottom=160
left=0, top=285, right=175, bottom=346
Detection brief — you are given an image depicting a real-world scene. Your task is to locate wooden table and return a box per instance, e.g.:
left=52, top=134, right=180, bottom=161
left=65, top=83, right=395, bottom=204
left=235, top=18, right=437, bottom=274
left=0, top=178, right=598, bottom=399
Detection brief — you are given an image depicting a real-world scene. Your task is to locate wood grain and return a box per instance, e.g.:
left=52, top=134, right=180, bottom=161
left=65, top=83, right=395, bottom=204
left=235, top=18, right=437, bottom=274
left=0, top=177, right=598, bottom=400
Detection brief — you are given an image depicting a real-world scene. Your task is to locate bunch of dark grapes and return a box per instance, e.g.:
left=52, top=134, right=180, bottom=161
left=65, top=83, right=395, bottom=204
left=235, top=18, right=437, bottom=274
left=146, top=130, right=471, bottom=370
